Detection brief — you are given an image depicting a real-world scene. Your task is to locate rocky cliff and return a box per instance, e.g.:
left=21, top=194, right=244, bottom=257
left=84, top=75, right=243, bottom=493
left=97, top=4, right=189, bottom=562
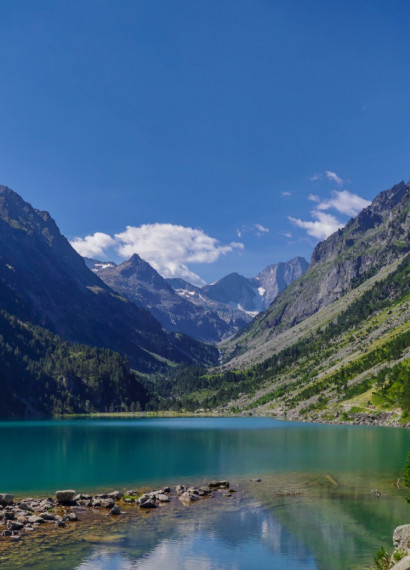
left=225, top=180, right=410, bottom=358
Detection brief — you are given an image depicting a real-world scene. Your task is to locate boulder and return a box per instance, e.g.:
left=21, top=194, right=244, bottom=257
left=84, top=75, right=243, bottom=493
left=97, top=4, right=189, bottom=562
left=39, top=512, right=55, bottom=521
left=393, top=524, right=410, bottom=551
left=65, top=512, right=78, bottom=522
left=109, top=506, right=122, bottom=515
left=6, top=521, right=24, bottom=531
left=179, top=491, right=200, bottom=504
left=139, top=496, right=157, bottom=509
left=92, top=497, right=114, bottom=508
left=56, top=490, right=76, bottom=504
left=0, top=494, right=13, bottom=506
left=156, top=494, right=170, bottom=502
left=390, top=555, right=410, bottom=570
left=209, top=481, right=229, bottom=489
left=27, top=515, right=45, bottom=524
left=108, top=491, right=123, bottom=501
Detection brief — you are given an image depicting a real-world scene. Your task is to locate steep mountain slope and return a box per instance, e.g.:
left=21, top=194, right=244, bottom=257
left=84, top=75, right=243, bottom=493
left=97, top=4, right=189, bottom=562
left=157, top=254, right=410, bottom=425
left=0, top=186, right=217, bottom=371
left=0, top=309, right=149, bottom=417
left=201, top=256, right=308, bottom=313
left=224, top=180, right=410, bottom=361
left=166, top=277, right=253, bottom=331
left=203, top=272, right=261, bottom=312
left=254, top=256, right=308, bottom=309
left=88, top=254, right=242, bottom=343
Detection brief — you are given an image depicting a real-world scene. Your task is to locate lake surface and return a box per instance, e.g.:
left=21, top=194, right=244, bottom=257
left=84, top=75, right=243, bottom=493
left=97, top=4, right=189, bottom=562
left=0, top=417, right=409, bottom=569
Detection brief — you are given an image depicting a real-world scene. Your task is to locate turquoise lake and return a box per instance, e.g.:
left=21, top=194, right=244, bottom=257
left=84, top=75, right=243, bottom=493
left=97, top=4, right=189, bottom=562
left=0, top=417, right=409, bottom=569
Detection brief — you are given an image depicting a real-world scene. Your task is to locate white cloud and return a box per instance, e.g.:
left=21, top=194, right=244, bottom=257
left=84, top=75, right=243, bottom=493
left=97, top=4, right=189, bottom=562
left=236, top=223, right=270, bottom=238
left=325, top=170, right=343, bottom=185
left=316, top=190, right=371, bottom=217
left=310, top=170, right=343, bottom=185
left=71, top=224, right=244, bottom=285
left=281, top=191, right=292, bottom=197
left=254, top=223, right=269, bottom=236
left=69, top=232, right=115, bottom=258
left=282, top=231, right=293, bottom=238
left=310, top=174, right=321, bottom=182
left=289, top=211, right=343, bottom=240
left=308, top=193, right=320, bottom=202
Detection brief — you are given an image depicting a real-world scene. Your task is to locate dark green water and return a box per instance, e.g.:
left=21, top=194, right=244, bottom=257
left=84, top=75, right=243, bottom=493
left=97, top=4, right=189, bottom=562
left=0, top=417, right=409, bottom=569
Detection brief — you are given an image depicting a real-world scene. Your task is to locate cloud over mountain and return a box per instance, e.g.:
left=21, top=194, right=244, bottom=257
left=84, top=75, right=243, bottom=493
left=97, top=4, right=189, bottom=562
left=71, top=224, right=243, bottom=285
left=289, top=189, right=371, bottom=240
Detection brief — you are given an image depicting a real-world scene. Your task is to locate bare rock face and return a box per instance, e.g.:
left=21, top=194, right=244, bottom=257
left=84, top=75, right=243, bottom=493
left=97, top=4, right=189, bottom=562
left=227, top=180, right=410, bottom=357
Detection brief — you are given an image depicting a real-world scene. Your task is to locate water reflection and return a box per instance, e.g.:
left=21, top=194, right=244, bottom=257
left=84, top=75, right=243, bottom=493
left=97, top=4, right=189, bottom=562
left=0, top=417, right=408, bottom=494
left=76, top=497, right=317, bottom=570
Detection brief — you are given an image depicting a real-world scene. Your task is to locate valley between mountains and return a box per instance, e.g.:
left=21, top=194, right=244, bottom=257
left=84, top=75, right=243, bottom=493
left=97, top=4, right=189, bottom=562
left=0, top=180, right=409, bottom=425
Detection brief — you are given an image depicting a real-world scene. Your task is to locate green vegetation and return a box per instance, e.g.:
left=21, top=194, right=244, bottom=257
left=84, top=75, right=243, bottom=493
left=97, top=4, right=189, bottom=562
left=372, top=546, right=391, bottom=570
left=0, top=310, right=149, bottom=417
left=146, top=254, right=410, bottom=416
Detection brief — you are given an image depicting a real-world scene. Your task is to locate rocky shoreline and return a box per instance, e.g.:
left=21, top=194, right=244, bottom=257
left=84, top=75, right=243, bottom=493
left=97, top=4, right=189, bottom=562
left=389, top=524, right=410, bottom=569
left=0, top=480, right=232, bottom=543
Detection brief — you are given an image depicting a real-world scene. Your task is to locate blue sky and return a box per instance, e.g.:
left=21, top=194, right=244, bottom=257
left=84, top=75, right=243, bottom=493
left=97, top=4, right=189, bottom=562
left=1, top=1, right=410, bottom=283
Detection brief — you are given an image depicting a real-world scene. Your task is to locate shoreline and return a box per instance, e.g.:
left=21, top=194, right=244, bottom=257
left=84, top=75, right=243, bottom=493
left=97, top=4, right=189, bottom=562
left=0, top=410, right=408, bottom=429
left=0, top=480, right=233, bottom=544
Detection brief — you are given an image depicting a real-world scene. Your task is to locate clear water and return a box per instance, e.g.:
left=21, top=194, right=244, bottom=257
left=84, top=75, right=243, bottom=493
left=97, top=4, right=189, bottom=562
left=0, top=417, right=409, bottom=569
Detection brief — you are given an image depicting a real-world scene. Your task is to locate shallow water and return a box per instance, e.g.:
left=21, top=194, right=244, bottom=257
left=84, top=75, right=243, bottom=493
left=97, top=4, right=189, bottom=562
left=0, top=417, right=409, bottom=569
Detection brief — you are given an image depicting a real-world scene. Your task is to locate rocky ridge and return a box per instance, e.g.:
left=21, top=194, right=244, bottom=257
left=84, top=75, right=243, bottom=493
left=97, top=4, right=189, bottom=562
left=224, top=180, right=410, bottom=361
left=88, top=254, right=247, bottom=343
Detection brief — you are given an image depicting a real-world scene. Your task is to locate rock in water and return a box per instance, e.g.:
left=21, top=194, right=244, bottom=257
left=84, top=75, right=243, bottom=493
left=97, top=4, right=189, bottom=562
left=393, top=524, right=410, bottom=551
left=56, top=490, right=76, bottom=504
left=0, top=493, right=14, bottom=506
left=208, top=481, right=229, bottom=489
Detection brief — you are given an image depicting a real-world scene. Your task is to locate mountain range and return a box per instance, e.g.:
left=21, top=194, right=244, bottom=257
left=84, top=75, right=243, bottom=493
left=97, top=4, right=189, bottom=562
left=87, top=254, right=307, bottom=343
left=0, top=179, right=409, bottom=423
left=0, top=186, right=217, bottom=373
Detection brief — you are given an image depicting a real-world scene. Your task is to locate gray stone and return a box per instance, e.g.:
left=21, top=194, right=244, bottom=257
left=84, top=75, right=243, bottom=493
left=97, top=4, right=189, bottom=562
left=139, top=497, right=157, bottom=509
left=0, top=494, right=14, bottom=506
left=393, top=525, right=410, bottom=551
left=390, top=555, right=410, bottom=570
left=56, top=490, right=76, bottom=504
left=27, top=515, right=45, bottom=524
left=6, top=521, right=24, bottom=531
left=39, top=512, right=55, bottom=521
left=209, top=481, right=229, bottom=489
left=55, top=520, right=66, bottom=528
left=110, top=506, right=122, bottom=515
left=179, top=491, right=200, bottom=504
left=100, top=498, right=115, bottom=509
left=156, top=494, right=170, bottom=502
left=108, top=491, right=123, bottom=500
left=65, top=512, right=78, bottom=522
